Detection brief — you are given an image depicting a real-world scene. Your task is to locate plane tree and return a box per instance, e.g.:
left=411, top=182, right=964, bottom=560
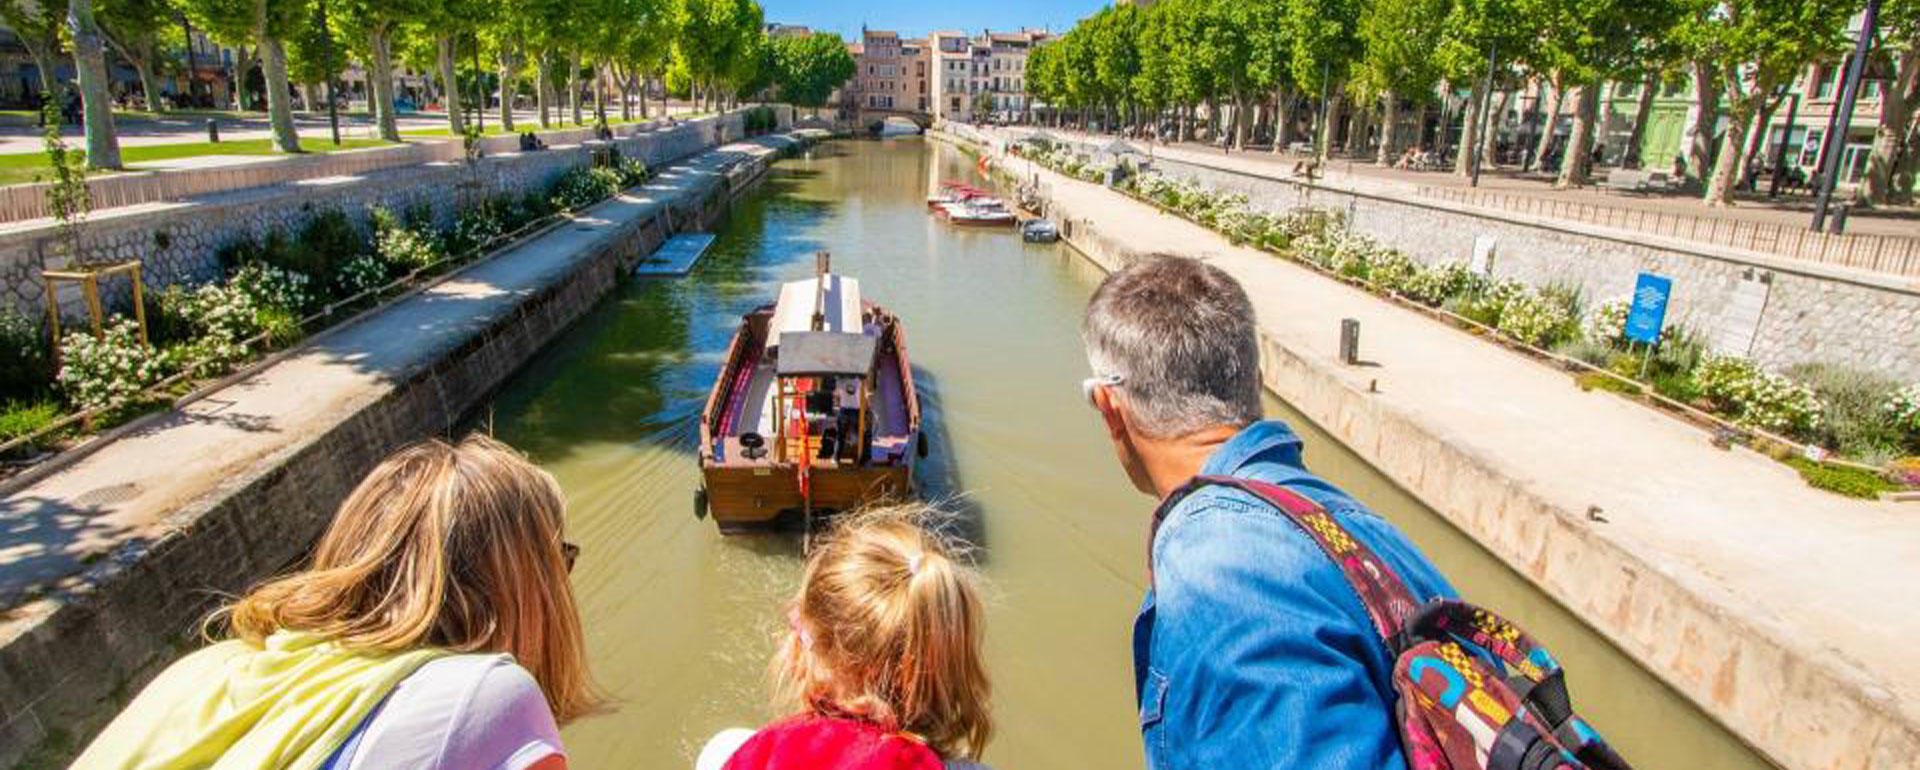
left=772, top=31, right=855, bottom=117
left=1356, top=0, right=1449, bottom=164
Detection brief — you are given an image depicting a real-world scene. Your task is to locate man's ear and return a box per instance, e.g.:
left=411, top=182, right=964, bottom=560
left=1092, top=385, right=1129, bottom=442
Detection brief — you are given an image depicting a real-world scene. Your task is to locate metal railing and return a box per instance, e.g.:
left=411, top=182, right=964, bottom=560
left=1417, top=185, right=1920, bottom=278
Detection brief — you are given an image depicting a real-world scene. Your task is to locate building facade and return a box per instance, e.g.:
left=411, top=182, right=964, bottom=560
left=928, top=29, right=1049, bottom=124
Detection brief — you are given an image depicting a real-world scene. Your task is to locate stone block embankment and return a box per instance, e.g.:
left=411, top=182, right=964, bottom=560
left=988, top=125, right=1920, bottom=383
left=0, top=106, right=793, bottom=319
left=0, top=131, right=802, bottom=770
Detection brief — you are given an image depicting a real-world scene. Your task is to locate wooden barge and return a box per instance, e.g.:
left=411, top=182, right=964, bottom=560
left=697, top=254, right=924, bottom=531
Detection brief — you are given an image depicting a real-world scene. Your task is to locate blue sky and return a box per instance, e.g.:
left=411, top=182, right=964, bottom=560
left=760, top=0, right=1107, bottom=39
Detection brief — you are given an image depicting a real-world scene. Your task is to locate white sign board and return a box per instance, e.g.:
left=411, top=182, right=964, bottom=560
left=1710, top=272, right=1771, bottom=357
left=1471, top=235, right=1498, bottom=275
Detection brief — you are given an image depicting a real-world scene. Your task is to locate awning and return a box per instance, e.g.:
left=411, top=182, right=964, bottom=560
left=777, top=331, right=877, bottom=377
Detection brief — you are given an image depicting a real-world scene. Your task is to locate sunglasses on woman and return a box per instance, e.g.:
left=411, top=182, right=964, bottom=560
left=1081, top=373, right=1124, bottom=408
left=562, top=541, right=581, bottom=572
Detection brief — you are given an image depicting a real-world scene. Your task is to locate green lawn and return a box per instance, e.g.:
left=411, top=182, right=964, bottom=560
left=0, top=137, right=398, bottom=186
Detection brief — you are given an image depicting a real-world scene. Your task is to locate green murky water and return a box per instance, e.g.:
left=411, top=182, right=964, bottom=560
left=480, top=138, right=1774, bottom=770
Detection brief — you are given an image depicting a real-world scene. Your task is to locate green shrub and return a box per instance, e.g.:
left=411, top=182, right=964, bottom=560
left=0, top=399, right=59, bottom=442
left=1575, top=371, right=1643, bottom=395
left=1401, top=262, right=1482, bottom=307
left=1692, top=355, right=1822, bottom=436
left=447, top=207, right=505, bottom=255
left=370, top=205, right=445, bottom=272
left=1583, top=294, right=1630, bottom=346
left=1649, top=370, right=1701, bottom=403
left=1784, top=362, right=1906, bottom=461
left=0, top=309, right=54, bottom=401
left=1785, top=457, right=1897, bottom=499
left=229, top=262, right=315, bottom=315
left=548, top=165, right=624, bottom=211
left=256, top=306, right=305, bottom=348
left=250, top=209, right=366, bottom=282
left=1497, top=291, right=1576, bottom=347
left=1885, top=386, right=1920, bottom=451
left=1552, top=338, right=1615, bottom=369
left=1890, top=456, right=1920, bottom=487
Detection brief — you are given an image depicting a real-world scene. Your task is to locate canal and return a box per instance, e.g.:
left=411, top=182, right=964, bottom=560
left=478, top=138, right=1776, bottom=770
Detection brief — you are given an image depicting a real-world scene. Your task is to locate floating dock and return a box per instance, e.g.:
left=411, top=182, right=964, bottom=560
left=634, top=233, right=718, bottom=276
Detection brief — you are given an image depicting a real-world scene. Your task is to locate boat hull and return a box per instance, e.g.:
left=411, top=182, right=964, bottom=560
left=702, top=464, right=915, bottom=529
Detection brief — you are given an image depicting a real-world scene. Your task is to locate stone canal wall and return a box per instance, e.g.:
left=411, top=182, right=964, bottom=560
left=1001, top=128, right=1920, bottom=383
left=931, top=126, right=1919, bottom=770
left=0, top=131, right=799, bottom=770
left=0, top=106, right=793, bottom=319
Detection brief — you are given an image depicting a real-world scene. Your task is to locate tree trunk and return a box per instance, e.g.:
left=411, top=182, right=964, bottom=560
left=1684, top=61, right=1721, bottom=181
left=619, top=67, right=633, bottom=122
left=536, top=54, right=552, bottom=128
left=592, top=63, right=606, bottom=124
left=1529, top=76, right=1560, bottom=172
left=254, top=3, right=299, bottom=153
left=1233, top=93, right=1250, bottom=150
left=233, top=46, right=254, bottom=111
left=1705, top=79, right=1768, bottom=206
left=17, top=35, right=65, bottom=106
left=133, top=58, right=161, bottom=112
left=1345, top=100, right=1367, bottom=156
left=496, top=50, right=518, bottom=131
left=1483, top=89, right=1510, bottom=166
left=436, top=34, right=465, bottom=135
left=1623, top=72, right=1658, bottom=168
left=1863, top=47, right=1918, bottom=204
left=67, top=0, right=120, bottom=169
left=1318, top=87, right=1343, bottom=160
left=1377, top=91, right=1399, bottom=166
left=1556, top=83, right=1600, bottom=188
left=1454, top=79, right=1486, bottom=176
left=368, top=25, right=401, bottom=141
left=567, top=52, right=583, bottom=124
left=1273, top=87, right=1294, bottom=152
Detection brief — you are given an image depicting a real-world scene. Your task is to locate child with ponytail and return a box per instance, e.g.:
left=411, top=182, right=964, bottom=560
left=698, top=506, right=993, bottom=770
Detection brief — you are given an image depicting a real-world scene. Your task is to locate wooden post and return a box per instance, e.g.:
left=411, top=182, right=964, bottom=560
left=44, top=278, right=61, bottom=368
left=84, top=274, right=103, bottom=336
left=128, top=263, right=147, bottom=346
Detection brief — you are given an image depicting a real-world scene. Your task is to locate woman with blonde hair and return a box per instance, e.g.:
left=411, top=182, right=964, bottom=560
left=76, top=434, right=601, bottom=770
left=697, top=506, right=993, bottom=770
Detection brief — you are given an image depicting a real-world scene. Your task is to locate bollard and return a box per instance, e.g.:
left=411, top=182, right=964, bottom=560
left=206, top=119, right=220, bottom=143
left=1339, top=318, right=1361, bottom=365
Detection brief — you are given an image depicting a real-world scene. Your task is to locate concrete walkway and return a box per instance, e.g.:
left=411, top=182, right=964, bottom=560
left=0, top=134, right=788, bottom=612
left=970, top=129, right=1918, bottom=770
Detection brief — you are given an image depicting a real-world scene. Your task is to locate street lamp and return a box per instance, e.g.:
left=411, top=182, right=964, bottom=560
left=1811, top=0, right=1883, bottom=233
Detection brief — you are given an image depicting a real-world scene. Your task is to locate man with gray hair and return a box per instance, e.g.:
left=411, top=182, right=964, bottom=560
left=1082, top=254, right=1455, bottom=770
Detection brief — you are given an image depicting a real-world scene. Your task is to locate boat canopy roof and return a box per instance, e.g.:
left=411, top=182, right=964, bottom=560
left=768, top=274, right=862, bottom=349
left=776, top=331, right=878, bottom=377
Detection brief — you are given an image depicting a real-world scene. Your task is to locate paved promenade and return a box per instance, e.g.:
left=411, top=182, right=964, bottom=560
left=962, top=128, right=1917, bottom=770
left=0, top=134, right=789, bottom=611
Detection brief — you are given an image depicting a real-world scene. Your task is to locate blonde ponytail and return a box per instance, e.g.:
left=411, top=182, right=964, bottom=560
left=773, top=505, right=994, bottom=760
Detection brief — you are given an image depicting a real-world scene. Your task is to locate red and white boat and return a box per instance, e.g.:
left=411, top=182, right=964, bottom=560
left=928, top=181, right=1017, bottom=227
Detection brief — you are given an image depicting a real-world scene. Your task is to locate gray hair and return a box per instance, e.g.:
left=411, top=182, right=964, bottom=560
left=1082, top=254, right=1264, bottom=439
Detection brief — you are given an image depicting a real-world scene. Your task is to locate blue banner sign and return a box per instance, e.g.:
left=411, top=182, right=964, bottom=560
left=1625, top=272, right=1672, bottom=344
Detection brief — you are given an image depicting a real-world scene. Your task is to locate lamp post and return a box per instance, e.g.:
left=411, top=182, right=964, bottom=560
left=1811, top=0, right=1882, bottom=232
left=1768, top=91, right=1799, bottom=198
left=1471, top=42, right=1498, bottom=187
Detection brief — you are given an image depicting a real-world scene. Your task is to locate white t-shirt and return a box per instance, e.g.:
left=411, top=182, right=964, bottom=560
left=328, top=654, right=565, bottom=770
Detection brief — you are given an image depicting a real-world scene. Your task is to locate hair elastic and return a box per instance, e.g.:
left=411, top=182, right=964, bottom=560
left=906, top=553, right=925, bottom=576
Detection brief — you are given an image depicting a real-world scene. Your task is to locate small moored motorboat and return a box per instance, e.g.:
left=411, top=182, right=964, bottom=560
left=1021, top=219, right=1060, bottom=243
left=936, top=199, right=1018, bottom=227
left=698, top=253, right=924, bottom=532
left=927, top=181, right=988, bottom=210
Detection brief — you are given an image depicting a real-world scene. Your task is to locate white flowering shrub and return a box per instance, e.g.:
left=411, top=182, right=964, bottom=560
left=57, top=319, right=161, bottom=412
left=335, top=254, right=390, bottom=298
left=1584, top=295, right=1631, bottom=346
left=1368, top=251, right=1420, bottom=294
left=373, top=211, right=445, bottom=272
left=449, top=208, right=505, bottom=255
left=1692, top=355, right=1822, bottom=434
left=1497, top=292, right=1575, bottom=347
left=160, top=283, right=260, bottom=374
left=230, top=263, right=313, bottom=313
left=549, top=165, right=624, bottom=211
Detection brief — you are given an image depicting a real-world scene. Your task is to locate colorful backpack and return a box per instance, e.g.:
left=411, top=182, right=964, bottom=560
left=1156, top=476, right=1633, bottom=770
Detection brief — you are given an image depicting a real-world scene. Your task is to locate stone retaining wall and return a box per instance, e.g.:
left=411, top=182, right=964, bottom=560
left=1010, top=127, right=1920, bottom=383
left=0, top=106, right=792, bottom=320
left=0, top=133, right=794, bottom=770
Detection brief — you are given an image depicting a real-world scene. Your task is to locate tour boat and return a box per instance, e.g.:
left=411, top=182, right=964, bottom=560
left=697, top=253, right=924, bottom=532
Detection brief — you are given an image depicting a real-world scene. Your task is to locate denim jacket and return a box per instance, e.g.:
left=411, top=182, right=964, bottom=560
left=1133, top=420, right=1456, bottom=770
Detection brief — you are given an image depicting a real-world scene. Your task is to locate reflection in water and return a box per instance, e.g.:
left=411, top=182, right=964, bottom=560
left=479, top=139, right=1771, bottom=770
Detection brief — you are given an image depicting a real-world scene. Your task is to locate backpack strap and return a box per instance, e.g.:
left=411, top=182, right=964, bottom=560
left=1153, top=475, right=1423, bottom=647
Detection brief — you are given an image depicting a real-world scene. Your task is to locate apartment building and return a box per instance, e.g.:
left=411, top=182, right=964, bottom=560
left=927, top=28, right=1049, bottom=124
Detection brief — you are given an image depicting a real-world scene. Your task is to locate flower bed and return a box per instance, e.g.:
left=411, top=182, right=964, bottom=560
left=0, top=149, right=658, bottom=474
left=1015, top=143, right=1919, bottom=496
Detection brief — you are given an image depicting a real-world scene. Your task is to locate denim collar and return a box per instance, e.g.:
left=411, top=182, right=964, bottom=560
left=1199, top=420, right=1307, bottom=477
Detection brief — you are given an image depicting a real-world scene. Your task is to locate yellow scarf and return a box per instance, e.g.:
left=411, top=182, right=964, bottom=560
left=73, top=631, right=448, bottom=770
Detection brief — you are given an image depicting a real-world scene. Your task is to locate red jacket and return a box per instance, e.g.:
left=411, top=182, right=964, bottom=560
left=722, top=716, right=946, bottom=770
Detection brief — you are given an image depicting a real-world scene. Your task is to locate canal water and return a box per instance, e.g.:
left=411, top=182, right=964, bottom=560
left=478, top=138, right=1776, bottom=770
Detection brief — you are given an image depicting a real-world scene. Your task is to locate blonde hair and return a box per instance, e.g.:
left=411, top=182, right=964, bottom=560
left=213, top=434, right=604, bottom=725
left=773, top=505, right=993, bottom=760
